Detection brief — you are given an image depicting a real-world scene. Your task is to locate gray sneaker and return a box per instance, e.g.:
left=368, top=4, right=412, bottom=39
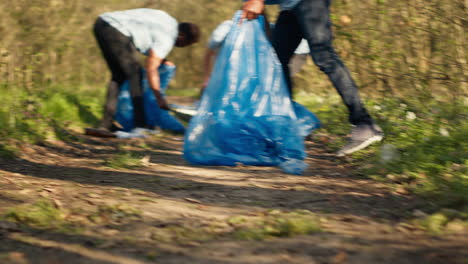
left=337, top=124, right=384, bottom=156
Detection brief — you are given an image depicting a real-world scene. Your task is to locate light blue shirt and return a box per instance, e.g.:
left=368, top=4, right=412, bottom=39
left=208, top=20, right=309, bottom=54
left=207, top=20, right=234, bottom=50
left=294, top=39, right=309, bottom=54
left=100, top=9, right=178, bottom=58
left=244, top=0, right=302, bottom=11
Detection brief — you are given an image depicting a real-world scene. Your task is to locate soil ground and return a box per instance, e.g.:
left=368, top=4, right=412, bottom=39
left=0, top=98, right=466, bottom=264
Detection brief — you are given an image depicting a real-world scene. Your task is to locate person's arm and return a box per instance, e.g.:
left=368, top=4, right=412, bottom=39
left=201, top=49, right=217, bottom=96
left=163, top=60, right=175, bottom=67
left=242, top=0, right=265, bottom=20
left=146, top=49, right=170, bottom=110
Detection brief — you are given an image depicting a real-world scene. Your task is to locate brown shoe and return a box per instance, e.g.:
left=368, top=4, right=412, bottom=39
left=85, top=128, right=116, bottom=138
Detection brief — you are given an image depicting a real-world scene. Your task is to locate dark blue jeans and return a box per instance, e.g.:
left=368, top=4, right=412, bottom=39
left=93, top=17, right=145, bottom=129
left=272, top=0, right=373, bottom=125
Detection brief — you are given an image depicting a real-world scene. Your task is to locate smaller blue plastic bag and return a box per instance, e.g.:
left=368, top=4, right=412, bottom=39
left=293, top=102, right=320, bottom=137
left=183, top=12, right=319, bottom=174
left=115, top=64, right=185, bottom=133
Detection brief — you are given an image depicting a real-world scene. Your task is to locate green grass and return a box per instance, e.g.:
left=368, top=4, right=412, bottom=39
left=299, top=95, right=467, bottom=213
left=103, top=151, right=144, bottom=169
left=0, top=84, right=103, bottom=145
left=148, top=209, right=321, bottom=244
left=229, top=210, right=321, bottom=241
left=0, top=144, right=17, bottom=158
left=87, top=203, right=142, bottom=224
left=3, top=200, right=63, bottom=228
left=413, top=209, right=468, bottom=235
left=295, top=92, right=350, bottom=150
left=2, top=199, right=79, bottom=233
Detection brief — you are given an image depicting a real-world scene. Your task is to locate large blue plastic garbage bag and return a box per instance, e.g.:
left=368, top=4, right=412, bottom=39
left=115, top=64, right=185, bottom=133
left=184, top=12, right=316, bottom=174
left=114, top=81, right=134, bottom=131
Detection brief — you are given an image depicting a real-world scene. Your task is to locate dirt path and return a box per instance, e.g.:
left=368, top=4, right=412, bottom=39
left=0, top=127, right=466, bottom=264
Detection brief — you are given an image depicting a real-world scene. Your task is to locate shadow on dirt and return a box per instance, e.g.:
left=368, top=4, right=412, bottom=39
left=0, top=156, right=416, bottom=221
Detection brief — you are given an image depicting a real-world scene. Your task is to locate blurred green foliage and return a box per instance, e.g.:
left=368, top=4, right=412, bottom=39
left=1, top=0, right=465, bottom=99
left=300, top=95, right=467, bottom=213
left=0, top=84, right=102, bottom=144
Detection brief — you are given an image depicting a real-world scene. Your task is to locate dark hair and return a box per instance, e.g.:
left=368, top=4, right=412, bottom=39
left=178, top=22, right=201, bottom=44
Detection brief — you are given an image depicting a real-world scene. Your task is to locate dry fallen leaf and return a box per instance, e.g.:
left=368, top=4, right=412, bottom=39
left=332, top=251, right=348, bottom=264
left=141, top=155, right=151, bottom=166
left=8, top=252, right=28, bottom=264
left=184, top=198, right=202, bottom=204
left=340, top=15, right=352, bottom=25
left=39, top=191, right=50, bottom=198
left=42, top=187, right=56, bottom=193
left=52, top=199, right=63, bottom=209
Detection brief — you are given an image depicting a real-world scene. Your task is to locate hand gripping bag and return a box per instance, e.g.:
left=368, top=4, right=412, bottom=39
left=184, top=12, right=312, bottom=174
left=141, top=65, right=185, bottom=133
left=115, top=64, right=185, bottom=133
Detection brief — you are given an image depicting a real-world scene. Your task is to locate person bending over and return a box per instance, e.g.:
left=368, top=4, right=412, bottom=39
left=92, top=8, right=200, bottom=135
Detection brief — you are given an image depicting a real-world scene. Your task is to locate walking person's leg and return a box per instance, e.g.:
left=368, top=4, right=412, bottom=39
left=292, top=0, right=383, bottom=155
left=116, top=48, right=145, bottom=129
left=271, top=11, right=304, bottom=96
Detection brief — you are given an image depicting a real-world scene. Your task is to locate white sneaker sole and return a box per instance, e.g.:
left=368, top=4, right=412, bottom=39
left=337, top=134, right=383, bottom=157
